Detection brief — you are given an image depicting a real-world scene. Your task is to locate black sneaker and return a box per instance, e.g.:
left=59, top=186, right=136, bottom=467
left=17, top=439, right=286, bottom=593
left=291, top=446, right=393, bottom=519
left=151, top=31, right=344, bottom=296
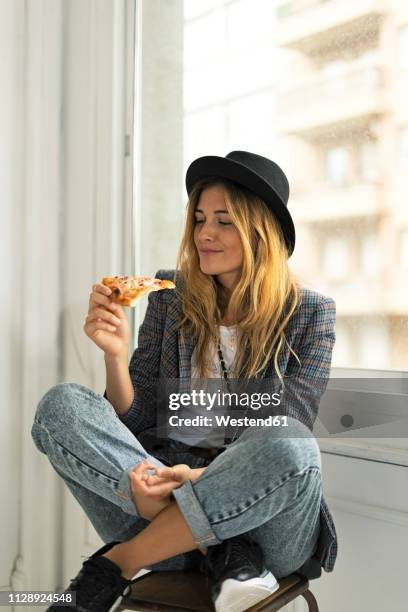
left=203, top=535, right=279, bottom=612
left=46, top=541, right=132, bottom=611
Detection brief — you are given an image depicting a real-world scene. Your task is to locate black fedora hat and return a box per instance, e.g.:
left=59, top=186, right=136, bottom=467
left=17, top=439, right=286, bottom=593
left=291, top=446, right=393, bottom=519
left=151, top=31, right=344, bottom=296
left=185, top=150, right=296, bottom=256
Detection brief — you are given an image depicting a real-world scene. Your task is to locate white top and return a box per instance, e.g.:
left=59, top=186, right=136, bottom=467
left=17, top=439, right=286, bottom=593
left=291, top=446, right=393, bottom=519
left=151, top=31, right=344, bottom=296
left=168, top=325, right=239, bottom=447
left=199, top=325, right=238, bottom=378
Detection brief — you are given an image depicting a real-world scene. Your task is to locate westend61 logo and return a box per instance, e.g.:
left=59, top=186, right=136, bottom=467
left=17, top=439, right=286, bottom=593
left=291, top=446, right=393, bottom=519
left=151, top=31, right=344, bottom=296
left=168, top=389, right=283, bottom=411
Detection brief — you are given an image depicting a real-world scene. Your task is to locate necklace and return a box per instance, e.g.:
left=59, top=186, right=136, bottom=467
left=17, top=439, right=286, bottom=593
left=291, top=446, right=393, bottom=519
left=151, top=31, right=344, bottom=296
left=217, top=336, right=249, bottom=446
left=217, top=339, right=231, bottom=392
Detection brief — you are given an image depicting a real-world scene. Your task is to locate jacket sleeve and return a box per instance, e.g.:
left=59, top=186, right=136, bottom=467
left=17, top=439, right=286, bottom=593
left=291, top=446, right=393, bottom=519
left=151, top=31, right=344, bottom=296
left=103, top=271, right=168, bottom=436
left=280, top=295, right=336, bottom=430
left=283, top=295, right=338, bottom=574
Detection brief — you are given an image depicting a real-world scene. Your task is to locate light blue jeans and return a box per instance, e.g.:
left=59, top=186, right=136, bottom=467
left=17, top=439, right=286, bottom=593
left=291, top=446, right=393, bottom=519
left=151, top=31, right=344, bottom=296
left=31, top=382, right=322, bottom=579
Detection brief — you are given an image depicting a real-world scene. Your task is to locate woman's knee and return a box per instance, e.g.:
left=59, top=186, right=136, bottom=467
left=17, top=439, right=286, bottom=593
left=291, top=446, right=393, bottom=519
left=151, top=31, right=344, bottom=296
left=276, top=433, right=321, bottom=475
left=240, top=418, right=321, bottom=473
left=32, top=383, right=82, bottom=453
left=34, top=382, right=104, bottom=428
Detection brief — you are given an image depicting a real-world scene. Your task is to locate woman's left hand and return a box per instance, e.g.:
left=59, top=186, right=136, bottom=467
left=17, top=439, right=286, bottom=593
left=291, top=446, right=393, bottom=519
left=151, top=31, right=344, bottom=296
left=129, top=460, right=194, bottom=503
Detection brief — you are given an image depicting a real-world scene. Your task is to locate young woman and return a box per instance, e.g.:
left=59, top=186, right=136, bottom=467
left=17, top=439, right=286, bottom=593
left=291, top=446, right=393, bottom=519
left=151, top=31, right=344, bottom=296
left=32, top=151, right=338, bottom=612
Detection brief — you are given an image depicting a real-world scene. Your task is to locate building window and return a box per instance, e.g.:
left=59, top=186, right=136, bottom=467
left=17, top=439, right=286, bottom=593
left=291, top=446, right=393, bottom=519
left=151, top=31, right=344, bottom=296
left=360, top=141, right=379, bottom=182
left=398, top=26, right=408, bottom=70
left=361, top=232, right=380, bottom=277
left=358, top=319, right=389, bottom=369
left=399, top=127, right=408, bottom=166
left=331, top=320, right=350, bottom=367
left=322, top=236, right=349, bottom=281
left=400, top=229, right=408, bottom=269
left=325, top=147, right=349, bottom=187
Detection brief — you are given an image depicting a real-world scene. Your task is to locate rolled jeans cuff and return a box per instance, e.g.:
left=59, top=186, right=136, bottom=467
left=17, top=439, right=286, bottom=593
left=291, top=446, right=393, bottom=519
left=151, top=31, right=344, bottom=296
left=115, top=469, right=139, bottom=515
left=172, top=479, right=222, bottom=549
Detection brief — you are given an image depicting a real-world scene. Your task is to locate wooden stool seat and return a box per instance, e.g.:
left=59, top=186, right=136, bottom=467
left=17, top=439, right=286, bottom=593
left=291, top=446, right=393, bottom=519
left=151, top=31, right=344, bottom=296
left=119, top=570, right=319, bottom=612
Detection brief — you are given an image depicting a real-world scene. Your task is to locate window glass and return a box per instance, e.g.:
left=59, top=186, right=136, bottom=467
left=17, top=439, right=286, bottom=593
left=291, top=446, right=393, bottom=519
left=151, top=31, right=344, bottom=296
left=184, top=0, right=225, bottom=20
left=360, top=141, right=379, bottom=183
left=399, top=26, right=408, bottom=70
left=361, top=232, right=380, bottom=277
left=331, top=320, right=350, bottom=367
left=135, top=0, right=408, bottom=371
left=400, top=230, right=408, bottom=269
left=399, top=127, right=408, bottom=166
left=325, top=147, right=349, bottom=187
left=358, top=319, right=389, bottom=369
left=322, top=236, right=349, bottom=280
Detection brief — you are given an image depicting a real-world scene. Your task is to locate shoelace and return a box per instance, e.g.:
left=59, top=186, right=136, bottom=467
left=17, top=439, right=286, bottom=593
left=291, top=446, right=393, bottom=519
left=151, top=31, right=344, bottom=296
left=225, top=538, right=257, bottom=567
left=207, top=537, right=258, bottom=578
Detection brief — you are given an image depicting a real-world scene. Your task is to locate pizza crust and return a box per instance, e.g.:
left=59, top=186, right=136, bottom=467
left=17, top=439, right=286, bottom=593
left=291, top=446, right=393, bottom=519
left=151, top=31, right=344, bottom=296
left=102, top=275, right=176, bottom=307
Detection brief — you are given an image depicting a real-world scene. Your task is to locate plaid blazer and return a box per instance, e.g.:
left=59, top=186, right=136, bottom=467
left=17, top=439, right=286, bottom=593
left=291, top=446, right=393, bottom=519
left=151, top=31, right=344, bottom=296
left=113, top=269, right=338, bottom=573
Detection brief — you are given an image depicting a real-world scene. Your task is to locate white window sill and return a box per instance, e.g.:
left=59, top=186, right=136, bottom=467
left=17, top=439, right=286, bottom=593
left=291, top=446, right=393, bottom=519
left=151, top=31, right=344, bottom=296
left=317, top=367, right=408, bottom=465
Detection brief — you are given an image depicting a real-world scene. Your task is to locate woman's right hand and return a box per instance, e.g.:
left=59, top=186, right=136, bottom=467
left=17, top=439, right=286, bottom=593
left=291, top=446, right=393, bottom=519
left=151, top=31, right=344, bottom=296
left=83, top=283, right=131, bottom=357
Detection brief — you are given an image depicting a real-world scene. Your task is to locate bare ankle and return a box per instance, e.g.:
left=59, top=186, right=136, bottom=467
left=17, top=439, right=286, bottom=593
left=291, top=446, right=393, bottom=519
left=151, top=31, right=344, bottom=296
left=132, top=491, right=171, bottom=521
left=102, top=546, right=141, bottom=581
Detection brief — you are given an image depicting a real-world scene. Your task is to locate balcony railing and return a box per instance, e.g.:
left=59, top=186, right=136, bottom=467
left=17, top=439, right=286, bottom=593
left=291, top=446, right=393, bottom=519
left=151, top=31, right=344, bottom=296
left=276, top=65, right=385, bottom=134
left=289, top=183, right=382, bottom=223
left=313, top=279, right=386, bottom=315
left=275, top=0, right=385, bottom=54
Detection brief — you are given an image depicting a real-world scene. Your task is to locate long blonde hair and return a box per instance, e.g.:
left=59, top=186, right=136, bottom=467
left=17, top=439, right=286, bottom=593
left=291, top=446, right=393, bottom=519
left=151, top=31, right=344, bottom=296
left=174, top=176, right=302, bottom=383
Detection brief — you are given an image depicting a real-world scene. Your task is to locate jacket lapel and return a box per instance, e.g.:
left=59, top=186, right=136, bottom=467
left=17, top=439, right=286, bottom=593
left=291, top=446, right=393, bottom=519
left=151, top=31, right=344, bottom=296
left=164, top=291, right=195, bottom=381
left=178, top=327, right=195, bottom=380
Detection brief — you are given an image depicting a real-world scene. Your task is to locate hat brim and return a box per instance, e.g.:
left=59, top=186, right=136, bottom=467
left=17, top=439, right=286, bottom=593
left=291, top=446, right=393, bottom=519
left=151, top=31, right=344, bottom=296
left=185, top=155, right=295, bottom=256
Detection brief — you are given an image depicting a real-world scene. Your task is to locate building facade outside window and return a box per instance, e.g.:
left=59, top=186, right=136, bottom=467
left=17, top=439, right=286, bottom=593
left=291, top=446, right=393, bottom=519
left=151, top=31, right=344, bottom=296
left=399, top=126, right=408, bottom=166
left=400, top=229, right=408, bottom=269
left=398, top=25, right=408, bottom=70
left=137, top=0, right=408, bottom=371
left=325, top=147, right=349, bottom=187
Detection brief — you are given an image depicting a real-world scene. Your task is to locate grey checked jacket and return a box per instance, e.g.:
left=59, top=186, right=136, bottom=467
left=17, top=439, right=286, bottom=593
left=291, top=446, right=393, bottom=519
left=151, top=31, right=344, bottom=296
left=113, top=269, right=338, bottom=573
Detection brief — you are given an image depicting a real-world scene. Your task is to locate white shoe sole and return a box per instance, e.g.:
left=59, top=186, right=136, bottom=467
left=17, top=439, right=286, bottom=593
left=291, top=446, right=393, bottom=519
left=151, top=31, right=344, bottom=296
left=109, top=584, right=131, bottom=612
left=108, top=595, right=123, bottom=612
left=214, top=571, right=279, bottom=612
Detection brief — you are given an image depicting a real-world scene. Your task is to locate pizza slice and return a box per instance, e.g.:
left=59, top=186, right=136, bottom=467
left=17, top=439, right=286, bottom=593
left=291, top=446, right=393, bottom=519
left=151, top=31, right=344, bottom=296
left=101, top=275, right=176, bottom=307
